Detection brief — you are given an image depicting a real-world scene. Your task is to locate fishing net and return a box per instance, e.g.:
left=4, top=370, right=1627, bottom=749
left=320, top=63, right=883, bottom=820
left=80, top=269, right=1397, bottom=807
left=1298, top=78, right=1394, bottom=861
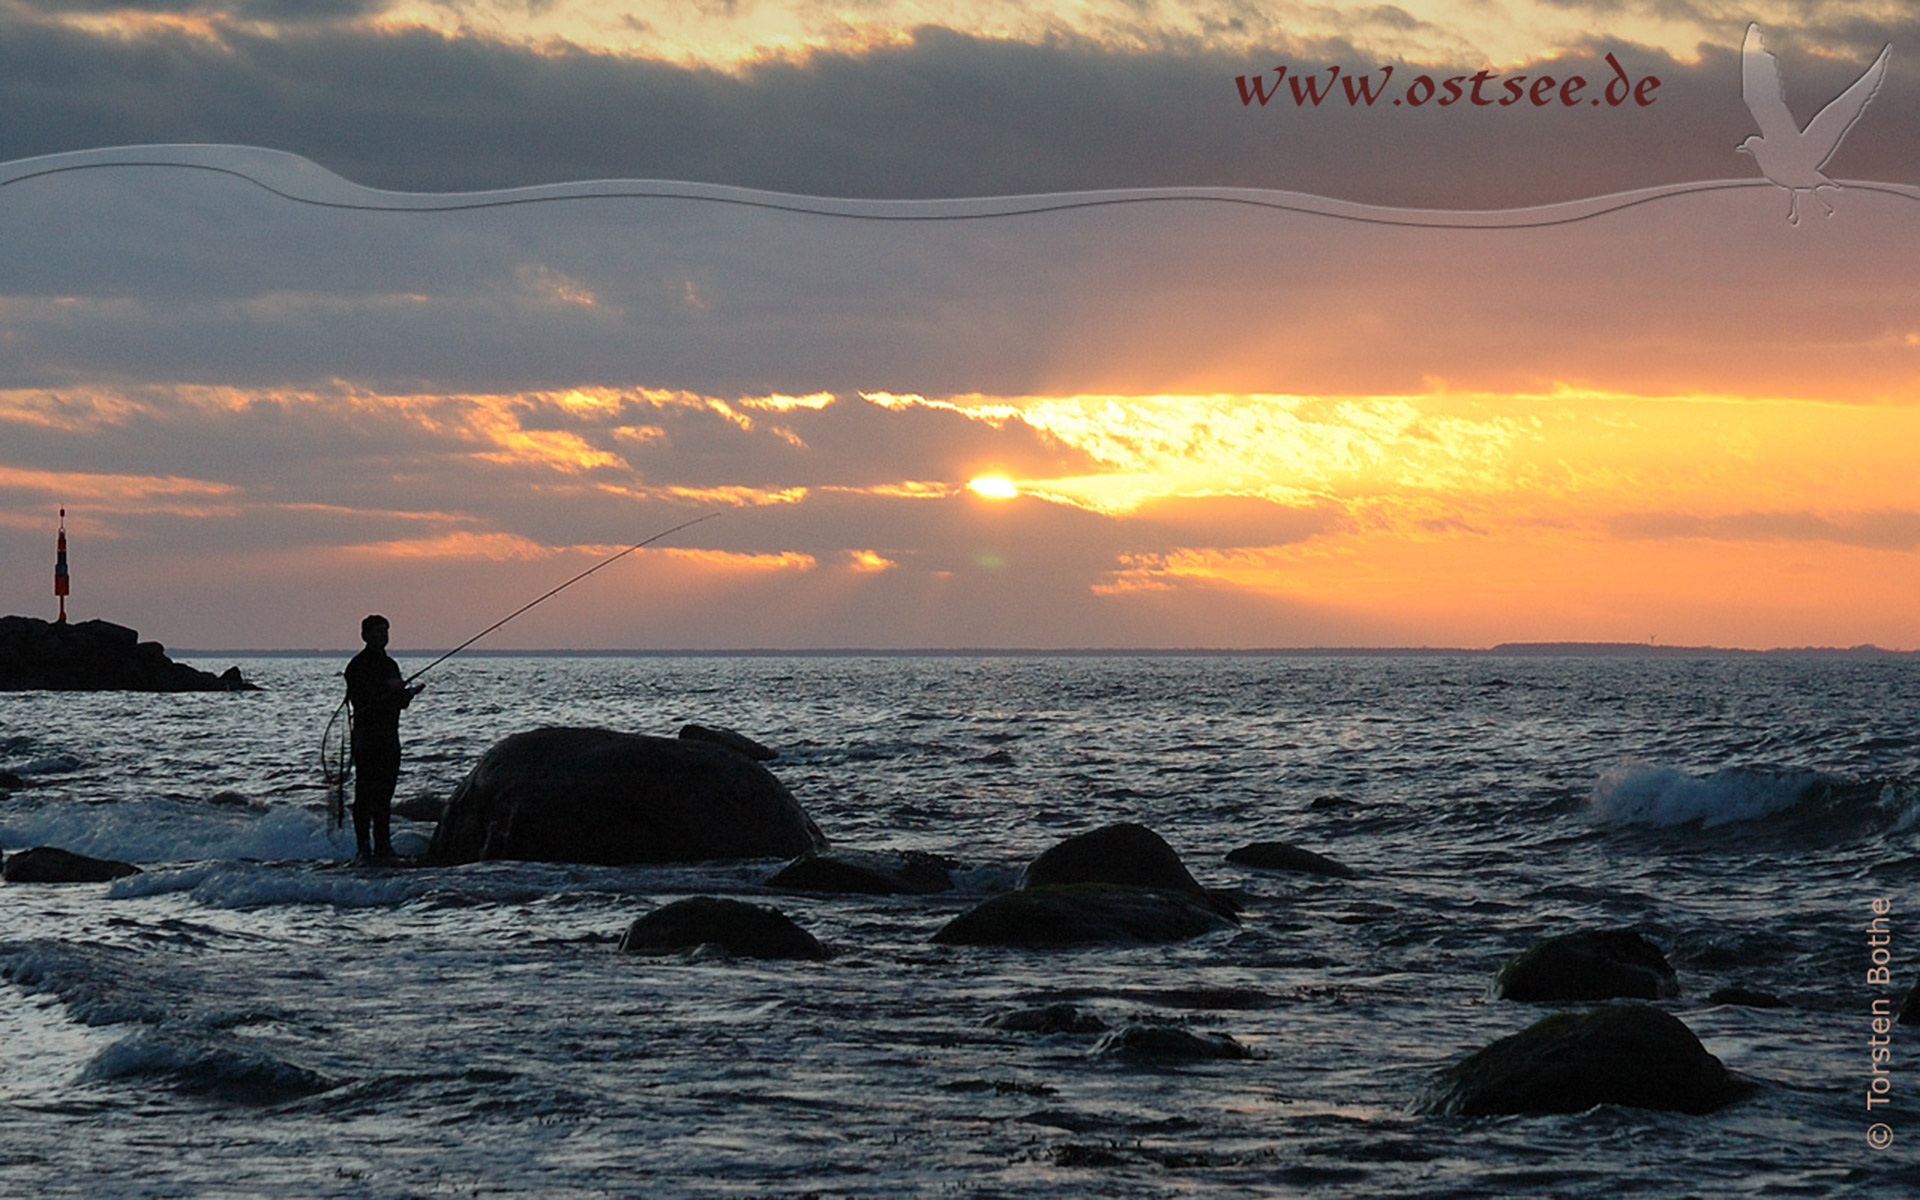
left=320, top=697, right=352, bottom=831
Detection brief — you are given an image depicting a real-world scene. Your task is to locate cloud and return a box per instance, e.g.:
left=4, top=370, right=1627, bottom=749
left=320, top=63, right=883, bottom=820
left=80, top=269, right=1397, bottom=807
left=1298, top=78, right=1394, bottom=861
left=5, top=10, right=1919, bottom=650
left=3, top=9, right=1917, bottom=205
left=1610, top=509, right=1920, bottom=549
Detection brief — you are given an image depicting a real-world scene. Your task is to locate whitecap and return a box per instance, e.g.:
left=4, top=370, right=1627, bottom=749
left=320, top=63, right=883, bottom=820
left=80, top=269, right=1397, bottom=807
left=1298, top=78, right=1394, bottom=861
left=1588, top=763, right=1822, bottom=828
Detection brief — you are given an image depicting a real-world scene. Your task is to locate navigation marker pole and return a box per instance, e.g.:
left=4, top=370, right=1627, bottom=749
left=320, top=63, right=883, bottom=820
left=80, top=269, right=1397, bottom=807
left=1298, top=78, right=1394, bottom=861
left=54, top=509, right=69, bottom=624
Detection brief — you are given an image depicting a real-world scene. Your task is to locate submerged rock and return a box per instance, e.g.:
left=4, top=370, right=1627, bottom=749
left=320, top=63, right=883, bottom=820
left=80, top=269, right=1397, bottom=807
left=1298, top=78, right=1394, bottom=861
left=1708, top=986, right=1788, bottom=1009
left=391, top=793, right=448, bottom=823
left=1091, top=1023, right=1252, bottom=1062
left=3, top=845, right=142, bottom=883
left=618, top=896, right=828, bottom=960
left=427, top=726, right=826, bottom=866
left=0, top=615, right=256, bottom=692
left=766, top=848, right=957, bottom=895
left=1900, top=973, right=1920, bottom=1027
left=1491, top=929, right=1679, bottom=1003
left=985, top=1003, right=1109, bottom=1035
left=1412, top=1004, right=1743, bottom=1116
left=931, top=883, right=1236, bottom=948
left=1224, top=840, right=1358, bottom=879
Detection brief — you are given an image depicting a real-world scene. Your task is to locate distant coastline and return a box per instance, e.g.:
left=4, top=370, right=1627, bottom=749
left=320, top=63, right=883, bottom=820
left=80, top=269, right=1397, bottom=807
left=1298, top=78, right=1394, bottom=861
left=180, top=642, right=1920, bottom=660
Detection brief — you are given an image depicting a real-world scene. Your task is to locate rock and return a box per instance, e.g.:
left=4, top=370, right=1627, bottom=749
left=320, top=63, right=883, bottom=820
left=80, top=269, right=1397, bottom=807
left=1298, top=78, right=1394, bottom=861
left=1708, top=986, right=1787, bottom=1009
left=3, top=845, right=142, bottom=883
left=1225, top=840, right=1358, bottom=879
left=1019, top=822, right=1209, bottom=900
left=0, top=615, right=257, bottom=692
left=1411, top=1004, right=1744, bottom=1116
left=1491, top=929, right=1679, bottom=1003
left=427, top=726, right=826, bottom=866
left=1899, top=973, right=1920, bottom=1027
left=1091, top=1023, right=1252, bottom=1061
left=0, top=769, right=22, bottom=791
left=677, top=723, right=778, bottom=761
left=930, top=883, right=1236, bottom=948
left=985, top=1003, right=1109, bottom=1035
left=766, top=848, right=957, bottom=895
left=617, top=897, right=828, bottom=960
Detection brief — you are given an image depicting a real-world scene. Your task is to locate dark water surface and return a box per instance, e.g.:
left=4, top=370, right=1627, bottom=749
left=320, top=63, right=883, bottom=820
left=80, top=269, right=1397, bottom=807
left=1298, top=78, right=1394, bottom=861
left=2, top=654, right=1916, bottom=1196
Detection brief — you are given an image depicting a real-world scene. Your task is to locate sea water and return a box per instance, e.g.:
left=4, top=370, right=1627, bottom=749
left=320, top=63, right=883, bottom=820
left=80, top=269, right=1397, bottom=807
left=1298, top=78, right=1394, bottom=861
left=0, top=653, right=1916, bottom=1197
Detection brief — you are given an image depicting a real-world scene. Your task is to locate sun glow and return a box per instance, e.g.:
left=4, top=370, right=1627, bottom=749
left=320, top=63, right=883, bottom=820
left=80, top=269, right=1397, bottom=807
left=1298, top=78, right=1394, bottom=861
left=968, top=475, right=1019, bottom=500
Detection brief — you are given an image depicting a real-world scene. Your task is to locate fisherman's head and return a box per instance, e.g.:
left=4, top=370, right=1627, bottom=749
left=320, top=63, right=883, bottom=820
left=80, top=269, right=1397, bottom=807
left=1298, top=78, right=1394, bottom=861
left=361, top=614, right=390, bottom=648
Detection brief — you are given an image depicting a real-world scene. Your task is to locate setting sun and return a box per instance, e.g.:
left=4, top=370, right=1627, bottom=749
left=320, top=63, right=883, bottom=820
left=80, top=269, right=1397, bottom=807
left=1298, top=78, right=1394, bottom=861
left=967, top=475, right=1019, bottom=500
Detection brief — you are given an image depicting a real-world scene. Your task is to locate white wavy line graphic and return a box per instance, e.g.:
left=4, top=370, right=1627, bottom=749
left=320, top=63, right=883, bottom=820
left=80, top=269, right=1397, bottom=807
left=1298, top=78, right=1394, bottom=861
left=3, top=144, right=1917, bottom=228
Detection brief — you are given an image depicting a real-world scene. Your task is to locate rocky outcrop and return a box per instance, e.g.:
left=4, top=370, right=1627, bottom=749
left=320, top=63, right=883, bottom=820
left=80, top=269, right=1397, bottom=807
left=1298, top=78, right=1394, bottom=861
left=426, top=726, right=826, bottom=866
left=930, top=883, right=1236, bottom=948
left=618, top=897, right=828, bottom=960
left=1225, top=840, right=1358, bottom=879
left=1490, top=929, right=1679, bottom=1003
left=3, top=845, right=143, bottom=883
left=0, top=616, right=255, bottom=692
left=766, top=848, right=957, bottom=895
left=1411, top=1004, right=1744, bottom=1116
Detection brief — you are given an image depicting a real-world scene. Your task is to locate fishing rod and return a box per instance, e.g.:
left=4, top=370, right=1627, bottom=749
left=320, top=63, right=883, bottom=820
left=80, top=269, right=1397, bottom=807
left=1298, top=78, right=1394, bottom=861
left=404, top=509, right=723, bottom=684
left=320, top=510, right=724, bottom=827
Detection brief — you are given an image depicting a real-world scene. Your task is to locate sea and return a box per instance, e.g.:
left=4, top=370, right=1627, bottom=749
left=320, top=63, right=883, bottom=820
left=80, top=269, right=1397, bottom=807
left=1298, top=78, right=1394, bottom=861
left=0, top=651, right=1916, bottom=1198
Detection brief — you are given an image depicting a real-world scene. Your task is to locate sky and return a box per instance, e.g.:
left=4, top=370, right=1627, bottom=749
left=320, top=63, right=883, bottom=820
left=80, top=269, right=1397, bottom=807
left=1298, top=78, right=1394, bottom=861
left=3, top=0, right=1919, bottom=651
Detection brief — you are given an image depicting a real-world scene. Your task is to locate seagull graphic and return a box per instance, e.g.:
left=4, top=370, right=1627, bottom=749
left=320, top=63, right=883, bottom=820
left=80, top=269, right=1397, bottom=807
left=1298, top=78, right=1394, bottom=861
left=1738, top=22, right=1891, bottom=224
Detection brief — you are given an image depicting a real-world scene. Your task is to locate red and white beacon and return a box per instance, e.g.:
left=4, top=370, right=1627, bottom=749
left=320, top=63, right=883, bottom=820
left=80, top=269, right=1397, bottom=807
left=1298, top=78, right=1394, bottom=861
left=54, top=508, right=69, bottom=623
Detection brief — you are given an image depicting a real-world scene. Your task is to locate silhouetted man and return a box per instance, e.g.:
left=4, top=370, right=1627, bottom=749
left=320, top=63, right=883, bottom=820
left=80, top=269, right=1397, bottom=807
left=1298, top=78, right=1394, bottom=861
left=344, top=614, right=422, bottom=860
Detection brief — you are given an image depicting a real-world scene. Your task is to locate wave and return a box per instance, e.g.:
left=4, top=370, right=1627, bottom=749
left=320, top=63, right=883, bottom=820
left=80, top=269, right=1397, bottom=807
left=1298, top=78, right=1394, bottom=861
left=107, top=860, right=434, bottom=909
left=0, top=799, right=427, bottom=866
left=1590, top=762, right=1917, bottom=836
left=79, top=1028, right=336, bottom=1104
left=8, top=143, right=1920, bottom=230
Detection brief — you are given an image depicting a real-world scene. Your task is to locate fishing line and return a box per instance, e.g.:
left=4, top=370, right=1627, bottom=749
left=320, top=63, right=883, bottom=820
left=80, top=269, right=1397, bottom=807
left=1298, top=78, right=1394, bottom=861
left=317, top=510, right=724, bottom=828
left=404, top=510, right=723, bottom=684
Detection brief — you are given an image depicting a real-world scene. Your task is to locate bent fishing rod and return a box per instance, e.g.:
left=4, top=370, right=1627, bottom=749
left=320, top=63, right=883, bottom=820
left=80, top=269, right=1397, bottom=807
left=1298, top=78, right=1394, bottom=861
left=320, top=510, right=723, bottom=824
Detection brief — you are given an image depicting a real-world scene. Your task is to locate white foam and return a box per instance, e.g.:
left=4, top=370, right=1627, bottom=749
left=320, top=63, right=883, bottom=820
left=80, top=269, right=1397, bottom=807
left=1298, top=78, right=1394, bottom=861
left=0, top=800, right=430, bottom=866
left=1589, top=763, right=1820, bottom=828
left=108, top=861, right=430, bottom=909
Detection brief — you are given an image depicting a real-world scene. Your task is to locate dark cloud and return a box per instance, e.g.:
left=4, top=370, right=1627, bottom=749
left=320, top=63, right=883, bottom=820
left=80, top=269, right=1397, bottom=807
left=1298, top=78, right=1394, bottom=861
left=1610, top=509, right=1920, bottom=549
left=3, top=12, right=1917, bottom=206
left=10, top=154, right=1920, bottom=402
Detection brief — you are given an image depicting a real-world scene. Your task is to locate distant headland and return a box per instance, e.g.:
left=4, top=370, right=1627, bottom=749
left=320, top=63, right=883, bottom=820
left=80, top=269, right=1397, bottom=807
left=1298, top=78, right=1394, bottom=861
left=170, top=642, right=1915, bottom=660
left=0, top=615, right=258, bottom=691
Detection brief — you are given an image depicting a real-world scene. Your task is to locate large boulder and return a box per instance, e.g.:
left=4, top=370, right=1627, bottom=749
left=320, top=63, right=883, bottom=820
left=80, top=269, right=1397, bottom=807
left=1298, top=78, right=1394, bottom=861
left=618, top=897, right=827, bottom=960
left=931, top=883, right=1236, bottom=948
left=3, top=845, right=142, bottom=883
left=427, top=726, right=826, bottom=866
left=1491, top=929, right=1679, bottom=1003
left=0, top=615, right=255, bottom=691
left=1019, top=822, right=1209, bottom=900
left=1411, top=1004, right=1744, bottom=1116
